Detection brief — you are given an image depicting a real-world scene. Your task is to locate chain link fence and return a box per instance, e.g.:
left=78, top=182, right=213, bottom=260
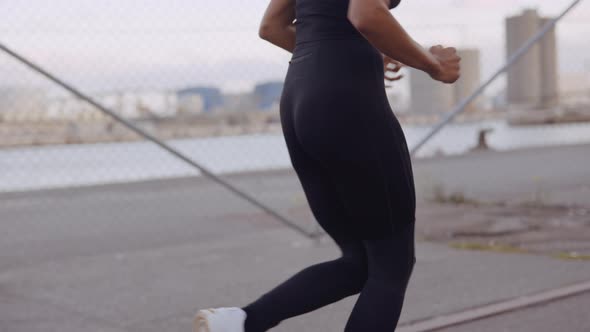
left=1, top=6, right=590, bottom=332
left=1, top=1, right=589, bottom=240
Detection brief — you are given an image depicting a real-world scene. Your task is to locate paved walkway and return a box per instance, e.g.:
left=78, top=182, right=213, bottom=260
left=1, top=143, right=589, bottom=331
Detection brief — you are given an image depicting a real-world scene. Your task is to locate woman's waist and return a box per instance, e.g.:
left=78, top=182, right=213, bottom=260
left=294, top=18, right=365, bottom=46
left=286, top=40, right=385, bottom=92
left=291, top=36, right=381, bottom=66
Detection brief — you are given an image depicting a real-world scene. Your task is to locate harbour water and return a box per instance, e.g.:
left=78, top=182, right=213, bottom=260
left=2, top=119, right=590, bottom=193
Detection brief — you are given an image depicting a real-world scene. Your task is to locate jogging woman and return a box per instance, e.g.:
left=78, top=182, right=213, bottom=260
left=195, top=0, right=461, bottom=331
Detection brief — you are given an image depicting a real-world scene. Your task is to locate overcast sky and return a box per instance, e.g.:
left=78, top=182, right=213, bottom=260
left=0, top=0, right=588, bottom=94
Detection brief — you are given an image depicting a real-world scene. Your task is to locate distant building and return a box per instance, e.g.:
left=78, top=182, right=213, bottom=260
left=253, top=81, right=283, bottom=111
left=409, top=48, right=481, bottom=114
left=409, top=69, right=455, bottom=114
left=177, top=87, right=224, bottom=113
left=223, top=93, right=258, bottom=113
left=177, top=94, right=204, bottom=114
left=46, top=90, right=177, bottom=121
left=112, top=91, right=176, bottom=118
left=506, top=9, right=559, bottom=108
left=454, top=48, right=482, bottom=113
left=0, top=86, right=46, bottom=114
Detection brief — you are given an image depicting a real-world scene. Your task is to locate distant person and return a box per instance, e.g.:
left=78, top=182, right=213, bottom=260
left=195, top=0, right=460, bottom=331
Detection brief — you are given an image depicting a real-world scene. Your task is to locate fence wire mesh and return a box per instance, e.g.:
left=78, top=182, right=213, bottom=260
left=1, top=0, right=589, bottom=242
left=2, top=4, right=590, bottom=332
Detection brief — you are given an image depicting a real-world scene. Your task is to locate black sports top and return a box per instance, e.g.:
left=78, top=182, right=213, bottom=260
left=294, top=0, right=402, bottom=45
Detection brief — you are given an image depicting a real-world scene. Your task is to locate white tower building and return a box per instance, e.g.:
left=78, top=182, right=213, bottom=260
left=454, top=48, right=482, bottom=113
left=506, top=9, right=558, bottom=108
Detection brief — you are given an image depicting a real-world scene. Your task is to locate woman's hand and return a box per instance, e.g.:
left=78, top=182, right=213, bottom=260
left=427, top=45, right=461, bottom=84
left=382, top=54, right=404, bottom=89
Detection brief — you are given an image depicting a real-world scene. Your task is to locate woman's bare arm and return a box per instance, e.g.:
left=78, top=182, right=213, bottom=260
left=348, top=0, right=460, bottom=83
left=258, top=0, right=296, bottom=53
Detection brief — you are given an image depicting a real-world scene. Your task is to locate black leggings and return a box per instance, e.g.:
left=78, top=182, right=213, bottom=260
left=241, top=222, right=415, bottom=331
left=242, top=38, right=417, bottom=331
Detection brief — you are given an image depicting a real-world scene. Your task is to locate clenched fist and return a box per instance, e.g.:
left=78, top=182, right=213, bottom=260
left=428, top=45, right=461, bottom=84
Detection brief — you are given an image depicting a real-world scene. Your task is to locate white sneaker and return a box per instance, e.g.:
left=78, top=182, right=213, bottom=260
left=194, top=307, right=247, bottom=332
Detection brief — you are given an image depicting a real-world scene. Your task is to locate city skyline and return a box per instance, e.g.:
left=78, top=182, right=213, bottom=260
left=0, top=0, right=588, bottom=95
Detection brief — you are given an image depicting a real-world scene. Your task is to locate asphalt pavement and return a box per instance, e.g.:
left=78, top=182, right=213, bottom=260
left=1, top=143, right=589, bottom=331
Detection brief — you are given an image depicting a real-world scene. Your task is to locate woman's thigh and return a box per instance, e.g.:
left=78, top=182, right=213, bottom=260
left=364, top=220, right=416, bottom=292
left=293, top=93, right=412, bottom=238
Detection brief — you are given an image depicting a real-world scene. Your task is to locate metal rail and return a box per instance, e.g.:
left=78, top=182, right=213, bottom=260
left=0, top=42, right=317, bottom=239
left=398, top=279, right=590, bottom=332
left=409, top=0, right=583, bottom=156
left=2, top=0, right=582, bottom=240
